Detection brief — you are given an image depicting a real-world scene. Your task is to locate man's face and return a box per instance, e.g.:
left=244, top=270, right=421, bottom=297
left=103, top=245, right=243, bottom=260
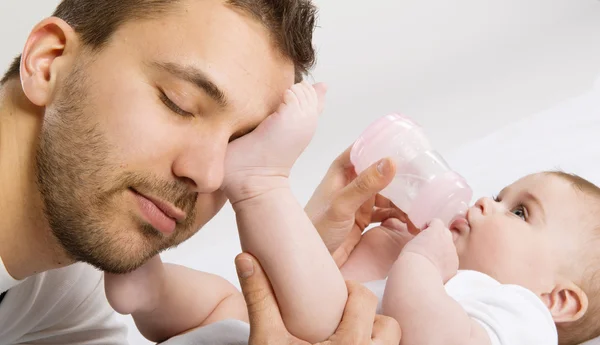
left=36, top=0, right=295, bottom=273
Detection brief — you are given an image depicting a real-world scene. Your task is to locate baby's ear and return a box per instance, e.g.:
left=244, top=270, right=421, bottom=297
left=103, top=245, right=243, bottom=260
left=541, top=282, right=588, bottom=323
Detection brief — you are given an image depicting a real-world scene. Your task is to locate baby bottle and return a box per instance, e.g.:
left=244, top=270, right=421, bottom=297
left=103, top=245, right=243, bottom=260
left=350, top=114, right=472, bottom=230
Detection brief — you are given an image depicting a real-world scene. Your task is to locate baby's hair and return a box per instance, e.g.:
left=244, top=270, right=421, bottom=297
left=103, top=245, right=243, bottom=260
left=545, top=171, right=600, bottom=345
left=547, top=171, right=600, bottom=198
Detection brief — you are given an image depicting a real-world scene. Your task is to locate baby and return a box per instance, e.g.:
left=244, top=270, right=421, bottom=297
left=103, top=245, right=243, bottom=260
left=377, top=171, right=600, bottom=345
left=104, top=80, right=350, bottom=343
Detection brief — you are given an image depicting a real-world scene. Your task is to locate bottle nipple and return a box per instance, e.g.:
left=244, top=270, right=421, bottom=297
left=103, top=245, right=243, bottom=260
left=440, top=200, right=470, bottom=228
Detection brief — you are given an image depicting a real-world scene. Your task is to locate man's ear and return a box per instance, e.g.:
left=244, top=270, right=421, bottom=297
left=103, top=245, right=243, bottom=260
left=541, top=281, right=588, bottom=323
left=20, top=17, right=78, bottom=107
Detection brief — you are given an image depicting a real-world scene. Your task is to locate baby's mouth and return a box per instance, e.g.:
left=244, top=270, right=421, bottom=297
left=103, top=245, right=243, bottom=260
left=449, top=217, right=470, bottom=241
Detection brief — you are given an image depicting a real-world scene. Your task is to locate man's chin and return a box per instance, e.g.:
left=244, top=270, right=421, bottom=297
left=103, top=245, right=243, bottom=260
left=89, top=253, right=157, bottom=274
left=59, top=217, right=186, bottom=274
left=69, top=239, right=160, bottom=274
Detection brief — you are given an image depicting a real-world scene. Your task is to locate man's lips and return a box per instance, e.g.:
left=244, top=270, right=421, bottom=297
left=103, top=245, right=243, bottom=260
left=130, top=189, right=186, bottom=235
left=138, top=192, right=186, bottom=222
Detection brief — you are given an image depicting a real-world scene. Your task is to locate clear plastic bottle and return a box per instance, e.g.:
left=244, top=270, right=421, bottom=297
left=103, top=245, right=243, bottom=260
left=350, top=114, right=472, bottom=230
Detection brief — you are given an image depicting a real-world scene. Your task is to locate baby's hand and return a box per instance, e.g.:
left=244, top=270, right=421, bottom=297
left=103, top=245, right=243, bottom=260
left=402, top=219, right=459, bottom=283
left=223, top=82, right=326, bottom=202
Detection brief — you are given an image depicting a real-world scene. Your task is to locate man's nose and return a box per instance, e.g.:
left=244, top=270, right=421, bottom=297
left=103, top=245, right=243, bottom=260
left=171, top=137, right=227, bottom=193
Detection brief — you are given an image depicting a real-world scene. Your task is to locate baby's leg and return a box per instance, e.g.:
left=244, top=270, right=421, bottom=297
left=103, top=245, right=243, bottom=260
left=223, top=82, right=347, bottom=343
left=105, top=256, right=246, bottom=343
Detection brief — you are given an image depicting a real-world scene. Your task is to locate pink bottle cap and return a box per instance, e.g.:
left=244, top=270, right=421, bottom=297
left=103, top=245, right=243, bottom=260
left=350, top=113, right=425, bottom=174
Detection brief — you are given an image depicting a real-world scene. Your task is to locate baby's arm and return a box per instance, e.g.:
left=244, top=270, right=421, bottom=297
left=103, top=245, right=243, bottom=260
left=340, top=220, right=414, bottom=283
left=105, top=255, right=247, bottom=343
left=230, top=178, right=347, bottom=343
left=381, top=220, right=491, bottom=345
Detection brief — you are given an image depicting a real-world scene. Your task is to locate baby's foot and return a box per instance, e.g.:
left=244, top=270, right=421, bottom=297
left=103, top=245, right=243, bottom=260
left=223, top=82, right=326, bottom=197
left=104, top=256, right=165, bottom=315
left=402, top=219, right=459, bottom=283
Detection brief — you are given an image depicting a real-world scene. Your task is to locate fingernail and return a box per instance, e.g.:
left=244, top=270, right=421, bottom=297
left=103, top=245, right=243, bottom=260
left=235, top=258, right=254, bottom=278
left=377, top=159, right=389, bottom=175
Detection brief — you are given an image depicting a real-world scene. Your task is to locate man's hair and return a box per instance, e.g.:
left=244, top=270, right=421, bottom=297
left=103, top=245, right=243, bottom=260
left=1, top=0, right=317, bottom=84
left=546, top=171, right=600, bottom=345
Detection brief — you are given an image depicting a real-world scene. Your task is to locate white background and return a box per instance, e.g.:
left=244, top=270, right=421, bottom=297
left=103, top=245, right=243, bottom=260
left=2, top=1, right=600, bottom=344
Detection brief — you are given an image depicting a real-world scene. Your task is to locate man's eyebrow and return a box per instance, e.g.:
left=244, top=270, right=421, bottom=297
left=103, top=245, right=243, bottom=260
left=152, top=61, right=228, bottom=107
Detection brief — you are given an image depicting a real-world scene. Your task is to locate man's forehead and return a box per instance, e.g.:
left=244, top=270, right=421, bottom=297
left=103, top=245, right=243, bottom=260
left=119, top=0, right=295, bottom=116
left=186, top=0, right=293, bottom=109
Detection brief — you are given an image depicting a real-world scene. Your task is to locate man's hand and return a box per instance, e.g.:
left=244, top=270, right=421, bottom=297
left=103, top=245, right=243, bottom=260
left=305, top=145, right=419, bottom=269
left=235, top=253, right=402, bottom=345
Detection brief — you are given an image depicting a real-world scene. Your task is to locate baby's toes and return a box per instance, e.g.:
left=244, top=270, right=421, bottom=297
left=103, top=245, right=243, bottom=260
left=275, top=90, right=299, bottom=120
left=291, top=82, right=313, bottom=109
left=281, top=88, right=300, bottom=110
left=305, top=81, right=318, bottom=108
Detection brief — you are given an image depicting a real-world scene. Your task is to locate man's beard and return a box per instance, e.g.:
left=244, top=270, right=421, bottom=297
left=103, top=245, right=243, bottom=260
left=35, top=61, right=198, bottom=274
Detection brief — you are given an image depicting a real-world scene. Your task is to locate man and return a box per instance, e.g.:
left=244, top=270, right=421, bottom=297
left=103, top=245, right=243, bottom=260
left=0, top=0, right=402, bottom=343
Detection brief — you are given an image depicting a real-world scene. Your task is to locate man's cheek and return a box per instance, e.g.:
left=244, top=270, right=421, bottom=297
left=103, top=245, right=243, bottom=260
left=193, top=192, right=228, bottom=226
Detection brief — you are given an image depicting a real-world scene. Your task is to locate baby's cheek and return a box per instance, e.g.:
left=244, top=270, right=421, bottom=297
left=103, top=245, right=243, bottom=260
left=490, top=244, right=538, bottom=285
left=460, top=237, right=504, bottom=273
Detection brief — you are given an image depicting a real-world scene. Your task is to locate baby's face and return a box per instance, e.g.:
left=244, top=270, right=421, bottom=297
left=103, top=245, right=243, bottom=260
left=451, top=173, right=586, bottom=294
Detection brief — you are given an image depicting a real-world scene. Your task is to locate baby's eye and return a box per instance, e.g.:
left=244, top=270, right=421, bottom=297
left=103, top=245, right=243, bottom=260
left=511, top=205, right=527, bottom=221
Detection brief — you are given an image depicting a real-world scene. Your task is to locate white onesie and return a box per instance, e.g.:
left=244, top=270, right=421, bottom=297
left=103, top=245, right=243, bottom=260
left=364, top=270, right=558, bottom=345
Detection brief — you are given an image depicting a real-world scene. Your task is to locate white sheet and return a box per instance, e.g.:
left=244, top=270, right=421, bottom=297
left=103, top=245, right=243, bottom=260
left=444, top=76, right=600, bottom=345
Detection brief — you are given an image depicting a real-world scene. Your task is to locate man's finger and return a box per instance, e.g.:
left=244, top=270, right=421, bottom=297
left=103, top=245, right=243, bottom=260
left=374, top=194, right=395, bottom=209
left=371, top=208, right=409, bottom=224
left=332, top=158, right=396, bottom=217
left=372, top=208, right=420, bottom=235
left=331, top=144, right=354, bottom=171
left=306, top=144, right=354, bottom=208
left=235, top=253, right=286, bottom=339
left=371, top=315, right=402, bottom=345
left=334, top=281, right=378, bottom=341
